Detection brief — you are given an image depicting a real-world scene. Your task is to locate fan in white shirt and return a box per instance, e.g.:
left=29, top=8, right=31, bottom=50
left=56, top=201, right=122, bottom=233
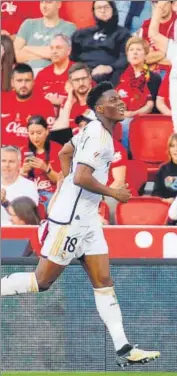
left=148, top=1, right=177, bottom=131
left=1, top=146, right=39, bottom=206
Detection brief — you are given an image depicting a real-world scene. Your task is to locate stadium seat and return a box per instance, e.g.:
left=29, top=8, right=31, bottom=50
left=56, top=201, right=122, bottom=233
left=115, top=197, right=170, bottom=225
left=129, top=115, right=173, bottom=180
left=126, top=160, right=148, bottom=195
left=60, top=1, right=95, bottom=28
left=99, top=201, right=110, bottom=224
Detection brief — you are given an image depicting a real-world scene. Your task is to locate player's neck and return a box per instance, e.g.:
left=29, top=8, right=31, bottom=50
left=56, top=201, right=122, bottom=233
left=96, top=114, right=114, bottom=135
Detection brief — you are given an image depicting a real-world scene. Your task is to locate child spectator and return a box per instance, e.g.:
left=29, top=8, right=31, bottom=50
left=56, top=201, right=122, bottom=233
left=8, top=197, right=41, bottom=225
left=35, top=33, right=72, bottom=109
left=156, top=72, right=171, bottom=115
left=152, top=133, right=177, bottom=203
left=1, top=146, right=39, bottom=206
left=70, top=0, right=130, bottom=85
left=21, top=115, right=62, bottom=208
left=1, top=35, right=15, bottom=91
left=1, top=63, right=55, bottom=149
left=116, top=37, right=154, bottom=149
left=14, top=1, right=76, bottom=75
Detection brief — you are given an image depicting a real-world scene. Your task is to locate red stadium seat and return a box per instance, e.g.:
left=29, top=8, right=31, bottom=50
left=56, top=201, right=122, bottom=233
left=115, top=197, right=170, bottom=225
left=126, top=160, right=148, bottom=195
left=99, top=201, right=110, bottom=224
left=60, top=1, right=95, bottom=28
left=129, top=115, right=173, bottom=180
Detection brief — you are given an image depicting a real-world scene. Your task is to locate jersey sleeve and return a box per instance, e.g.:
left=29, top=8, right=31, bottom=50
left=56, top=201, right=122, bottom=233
left=77, top=136, right=102, bottom=170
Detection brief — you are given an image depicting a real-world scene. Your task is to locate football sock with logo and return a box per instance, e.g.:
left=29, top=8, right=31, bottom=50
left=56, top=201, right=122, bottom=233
left=1, top=273, right=39, bottom=296
left=94, top=286, right=129, bottom=352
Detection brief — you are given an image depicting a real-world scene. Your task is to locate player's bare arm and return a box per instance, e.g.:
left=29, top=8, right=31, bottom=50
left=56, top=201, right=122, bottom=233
left=59, top=141, right=75, bottom=177
left=74, top=163, right=131, bottom=203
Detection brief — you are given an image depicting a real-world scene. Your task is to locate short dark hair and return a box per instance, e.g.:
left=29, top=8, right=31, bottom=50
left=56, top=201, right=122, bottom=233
left=86, top=81, right=113, bottom=110
left=12, top=63, right=34, bottom=77
left=68, top=62, right=91, bottom=78
left=75, top=115, right=91, bottom=125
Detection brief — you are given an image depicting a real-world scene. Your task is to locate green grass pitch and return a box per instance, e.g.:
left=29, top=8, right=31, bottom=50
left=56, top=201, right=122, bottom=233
left=2, top=372, right=177, bottom=376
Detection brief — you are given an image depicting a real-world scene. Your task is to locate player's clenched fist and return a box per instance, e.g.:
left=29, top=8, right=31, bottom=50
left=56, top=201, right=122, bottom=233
left=112, top=184, right=131, bottom=203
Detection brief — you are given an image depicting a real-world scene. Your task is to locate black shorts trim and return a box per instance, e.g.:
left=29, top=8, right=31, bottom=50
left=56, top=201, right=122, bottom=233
left=48, top=188, right=82, bottom=225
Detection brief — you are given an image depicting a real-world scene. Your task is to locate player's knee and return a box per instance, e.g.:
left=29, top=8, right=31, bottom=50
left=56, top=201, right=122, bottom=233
left=94, top=275, right=113, bottom=288
left=36, top=276, right=54, bottom=292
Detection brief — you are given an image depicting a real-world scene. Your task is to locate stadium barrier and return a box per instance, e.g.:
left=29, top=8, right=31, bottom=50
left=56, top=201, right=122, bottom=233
left=1, top=259, right=177, bottom=372
left=2, top=225, right=177, bottom=258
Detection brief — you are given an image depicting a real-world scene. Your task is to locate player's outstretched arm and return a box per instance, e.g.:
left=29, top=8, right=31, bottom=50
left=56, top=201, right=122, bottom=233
left=74, top=164, right=131, bottom=203
left=59, top=142, right=75, bottom=177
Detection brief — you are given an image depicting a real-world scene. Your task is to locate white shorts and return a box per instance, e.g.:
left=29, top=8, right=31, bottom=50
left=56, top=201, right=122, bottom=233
left=40, top=218, right=108, bottom=266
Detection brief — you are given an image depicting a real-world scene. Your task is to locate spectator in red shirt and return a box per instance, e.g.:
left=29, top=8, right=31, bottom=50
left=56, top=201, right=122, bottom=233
left=156, top=71, right=171, bottom=115
left=1, top=1, right=41, bottom=40
left=1, top=34, right=15, bottom=91
left=138, top=0, right=176, bottom=77
left=1, top=63, right=55, bottom=150
left=35, top=33, right=72, bottom=110
left=21, top=115, right=63, bottom=208
left=116, top=37, right=154, bottom=149
left=53, top=63, right=93, bottom=133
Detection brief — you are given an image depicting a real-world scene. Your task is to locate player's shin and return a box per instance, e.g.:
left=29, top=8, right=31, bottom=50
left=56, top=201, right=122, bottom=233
left=94, top=286, right=130, bottom=352
left=1, top=273, right=39, bottom=296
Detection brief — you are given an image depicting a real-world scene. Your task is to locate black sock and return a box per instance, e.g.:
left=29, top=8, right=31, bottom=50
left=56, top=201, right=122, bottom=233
left=117, top=344, right=133, bottom=356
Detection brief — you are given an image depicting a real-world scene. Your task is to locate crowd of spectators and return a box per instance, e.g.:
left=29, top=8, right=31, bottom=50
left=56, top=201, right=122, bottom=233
left=1, top=0, right=177, bottom=227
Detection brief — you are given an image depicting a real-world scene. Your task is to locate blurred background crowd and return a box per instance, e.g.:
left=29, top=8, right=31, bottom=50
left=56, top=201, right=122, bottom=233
left=1, top=0, right=177, bottom=226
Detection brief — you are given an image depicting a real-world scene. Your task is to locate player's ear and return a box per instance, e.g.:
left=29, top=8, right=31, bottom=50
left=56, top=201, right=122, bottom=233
left=96, top=105, right=104, bottom=114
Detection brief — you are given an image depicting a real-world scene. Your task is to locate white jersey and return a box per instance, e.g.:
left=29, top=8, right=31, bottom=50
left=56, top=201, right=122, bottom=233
left=49, top=120, right=114, bottom=224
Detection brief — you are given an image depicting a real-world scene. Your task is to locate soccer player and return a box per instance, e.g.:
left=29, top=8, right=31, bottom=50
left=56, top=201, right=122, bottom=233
left=1, top=82, right=160, bottom=368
